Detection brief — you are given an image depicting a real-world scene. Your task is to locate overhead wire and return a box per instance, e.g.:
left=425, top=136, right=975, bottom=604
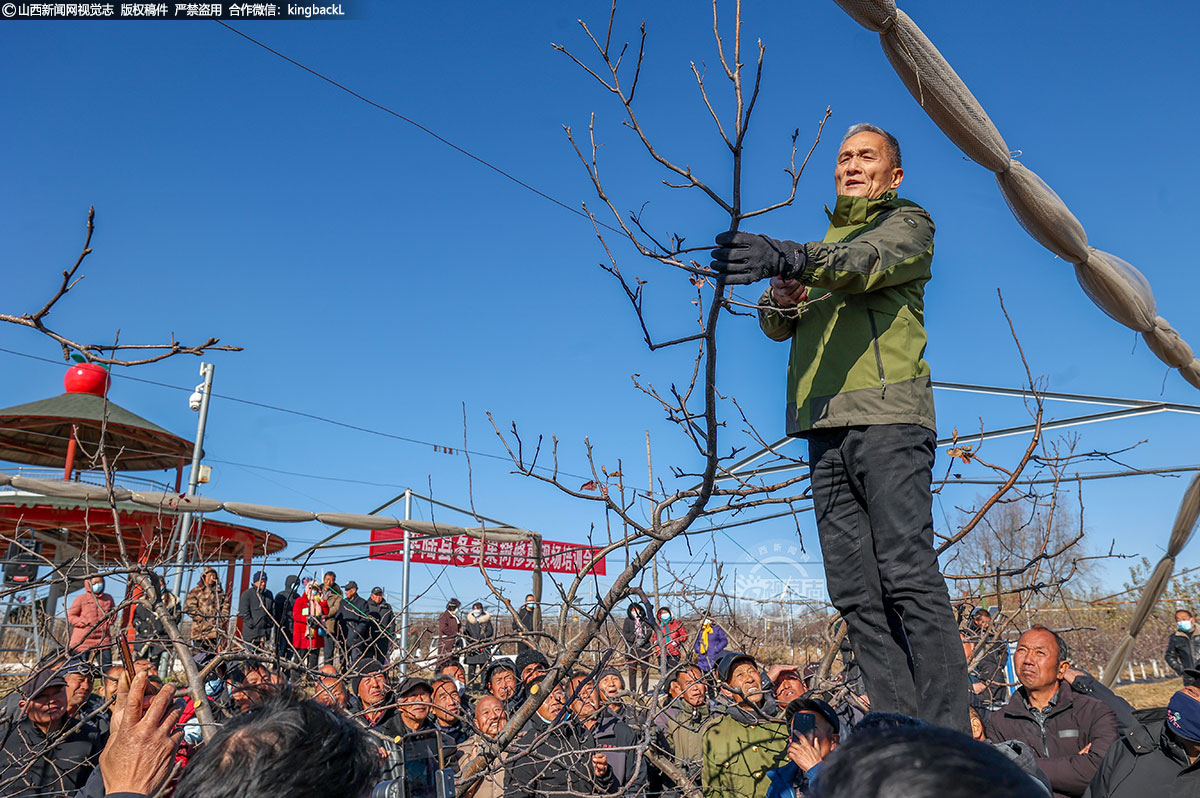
left=0, top=344, right=592, bottom=482
left=213, top=21, right=626, bottom=238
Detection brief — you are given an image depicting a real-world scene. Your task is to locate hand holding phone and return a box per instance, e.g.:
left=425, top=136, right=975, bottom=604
left=789, top=710, right=816, bottom=741
left=118, top=635, right=136, bottom=682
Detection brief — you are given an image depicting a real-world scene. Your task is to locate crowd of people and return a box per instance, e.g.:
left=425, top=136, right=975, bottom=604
left=1, top=565, right=1198, bottom=798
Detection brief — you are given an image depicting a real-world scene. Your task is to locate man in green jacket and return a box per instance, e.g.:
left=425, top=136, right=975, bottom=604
left=710, top=123, right=970, bottom=734
left=702, top=653, right=789, bottom=798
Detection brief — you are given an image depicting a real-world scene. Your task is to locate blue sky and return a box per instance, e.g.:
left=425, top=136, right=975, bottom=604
left=3, top=1, right=1200, bottom=621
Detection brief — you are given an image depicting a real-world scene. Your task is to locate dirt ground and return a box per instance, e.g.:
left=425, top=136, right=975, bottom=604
left=1114, top=678, right=1181, bottom=709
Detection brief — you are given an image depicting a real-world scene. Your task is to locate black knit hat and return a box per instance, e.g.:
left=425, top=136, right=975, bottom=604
left=515, top=648, right=549, bottom=677
left=484, top=659, right=516, bottom=685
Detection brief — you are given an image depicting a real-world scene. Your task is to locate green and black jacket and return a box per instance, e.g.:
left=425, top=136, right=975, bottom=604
left=758, top=190, right=936, bottom=436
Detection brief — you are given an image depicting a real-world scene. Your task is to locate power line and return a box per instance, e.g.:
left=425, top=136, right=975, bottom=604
left=213, top=21, right=625, bottom=238
left=0, top=344, right=591, bottom=481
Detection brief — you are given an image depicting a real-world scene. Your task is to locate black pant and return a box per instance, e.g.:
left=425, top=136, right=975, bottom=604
left=628, top=658, right=650, bottom=692
left=323, top=632, right=340, bottom=666
left=808, top=424, right=970, bottom=734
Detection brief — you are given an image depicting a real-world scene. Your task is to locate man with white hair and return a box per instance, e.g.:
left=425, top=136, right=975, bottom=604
left=710, top=123, right=970, bottom=734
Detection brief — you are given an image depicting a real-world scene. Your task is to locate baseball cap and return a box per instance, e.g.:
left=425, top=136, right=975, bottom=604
left=785, top=697, right=841, bottom=735
left=397, top=677, right=432, bottom=697
left=345, top=580, right=358, bottom=590
left=252, top=571, right=268, bottom=583
left=21, top=668, right=67, bottom=699
left=59, top=657, right=96, bottom=677
left=717, top=651, right=758, bottom=683
left=371, top=587, right=384, bottom=596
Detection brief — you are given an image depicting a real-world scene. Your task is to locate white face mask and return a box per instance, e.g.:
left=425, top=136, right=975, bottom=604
left=91, top=583, right=104, bottom=594
left=1180, top=620, right=1194, bottom=632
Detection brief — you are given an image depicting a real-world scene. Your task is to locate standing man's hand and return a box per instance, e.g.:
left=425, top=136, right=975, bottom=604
left=769, top=277, right=809, bottom=308
left=591, top=752, right=610, bottom=779
left=101, top=670, right=182, bottom=796
left=710, top=232, right=807, bottom=285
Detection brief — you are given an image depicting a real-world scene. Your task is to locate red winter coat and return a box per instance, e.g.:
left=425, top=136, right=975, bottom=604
left=656, top=619, right=689, bottom=658
left=292, top=594, right=328, bottom=650
left=67, top=590, right=116, bottom=651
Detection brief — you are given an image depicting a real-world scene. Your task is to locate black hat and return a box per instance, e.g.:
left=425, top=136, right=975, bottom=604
left=21, top=667, right=67, bottom=700
left=344, top=580, right=358, bottom=590
left=59, top=657, right=96, bottom=678
left=397, top=677, right=432, bottom=697
left=717, top=651, right=757, bottom=683
left=597, top=666, right=625, bottom=686
left=356, top=658, right=386, bottom=675
left=484, top=659, right=516, bottom=685
left=785, top=697, right=841, bottom=735
left=515, top=648, right=549, bottom=676
left=371, top=586, right=384, bottom=596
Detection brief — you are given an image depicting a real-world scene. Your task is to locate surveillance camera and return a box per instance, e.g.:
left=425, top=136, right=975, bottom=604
left=188, top=391, right=203, bottom=411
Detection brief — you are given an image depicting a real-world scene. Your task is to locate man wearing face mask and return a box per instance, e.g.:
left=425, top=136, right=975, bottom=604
left=1166, top=609, right=1200, bottom=686
left=516, top=594, right=537, bottom=655
left=67, top=577, right=116, bottom=669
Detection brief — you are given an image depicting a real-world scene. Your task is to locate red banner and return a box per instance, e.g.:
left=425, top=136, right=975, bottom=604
left=368, top=529, right=606, bottom=576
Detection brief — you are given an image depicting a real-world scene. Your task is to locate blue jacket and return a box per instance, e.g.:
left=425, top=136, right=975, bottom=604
left=694, top=623, right=728, bottom=672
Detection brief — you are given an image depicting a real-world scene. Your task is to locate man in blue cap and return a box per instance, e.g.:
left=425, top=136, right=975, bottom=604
left=1088, top=670, right=1200, bottom=797
left=238, top=571, right=274, bottom=651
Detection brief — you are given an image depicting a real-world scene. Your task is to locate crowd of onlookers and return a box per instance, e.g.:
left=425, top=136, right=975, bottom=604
left=1, top=571, right=1199, bottom=798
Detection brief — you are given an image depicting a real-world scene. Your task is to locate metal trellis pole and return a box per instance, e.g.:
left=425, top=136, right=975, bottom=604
left=171, top=363, right=214, bottom=599
left=399, top=488, right=412, bottom=675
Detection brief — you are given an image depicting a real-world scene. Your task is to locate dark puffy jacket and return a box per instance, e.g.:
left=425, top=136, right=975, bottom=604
left=1165, top=630, right=1200, bottom=676
left=463, top=610, right=495, bottom=666
left=238, top=586, right=274, bottom=641
left=339, top=594, right=373, bottom=650
left=506, top=714, right=619, bottom=798
left=0, top=715, right=104, bottom=798
left=985, top=680, right=1119, bottom=798
left=1067, top=673, right=1137, bottom=732
left=366, top=598, right=395, bottom=659
left=1088, top=713, right=1200, bottom=798
left=622, top=600, right=656, bottom=656
left=586, top=706, right=648, bottom=796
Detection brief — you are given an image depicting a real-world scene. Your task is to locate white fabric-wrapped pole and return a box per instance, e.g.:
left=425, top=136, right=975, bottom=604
left=996, top=161, right=1089, bottom=263
left=832, top=0, right=896, bottom=32
left=1144, top=318, right=1195, bottom=369
left=1073, top=249, right=1157, bottom=333
left=830, top=0, right=1200, bottom=391
left=1182, top=361, right=1200, bottom=391
left=878, top=10, right=1011, bottom=173
left=222, top=502, right=317, bottom=523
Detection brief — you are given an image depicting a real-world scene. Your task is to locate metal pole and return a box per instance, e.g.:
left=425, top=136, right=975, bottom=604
left=399, top=489, right=412, bottom=675
left=647, top=431, right=659, bottom=613
left=170, top=363, right=214, bottom=599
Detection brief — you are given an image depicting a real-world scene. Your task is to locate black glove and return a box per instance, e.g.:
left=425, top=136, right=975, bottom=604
left=709, top=231, right=807, bottom=285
